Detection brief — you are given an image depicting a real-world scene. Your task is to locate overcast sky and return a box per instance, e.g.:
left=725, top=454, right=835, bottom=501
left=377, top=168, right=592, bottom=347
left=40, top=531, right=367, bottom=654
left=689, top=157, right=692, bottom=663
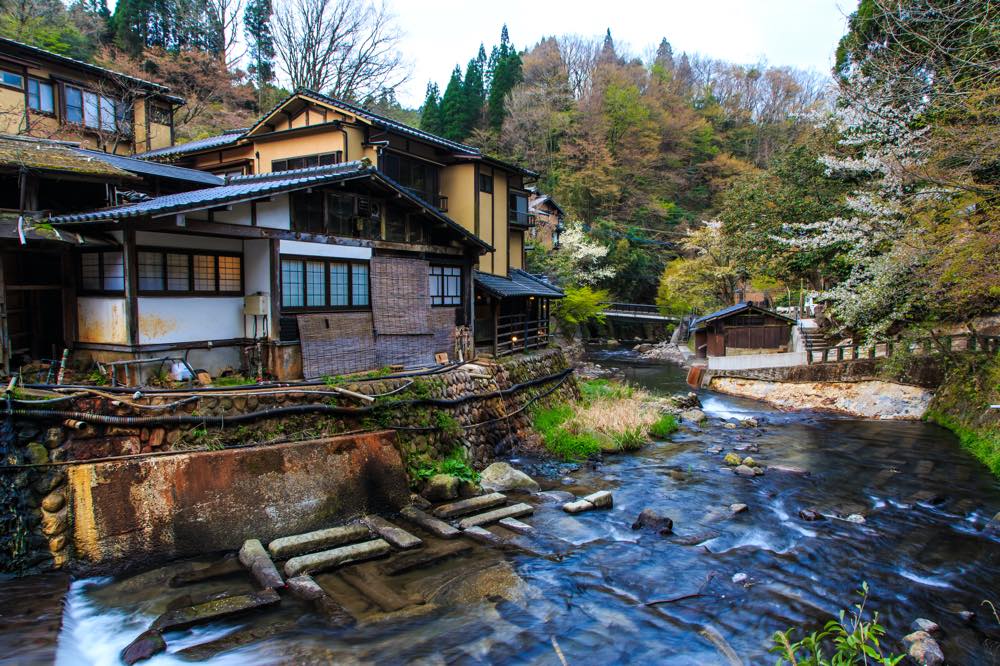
left=391, top=0, right=859, bottom=106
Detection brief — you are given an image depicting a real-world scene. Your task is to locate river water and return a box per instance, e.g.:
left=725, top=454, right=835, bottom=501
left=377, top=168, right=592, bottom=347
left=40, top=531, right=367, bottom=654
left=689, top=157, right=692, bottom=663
left=17, top=352, right=1000, bottom=664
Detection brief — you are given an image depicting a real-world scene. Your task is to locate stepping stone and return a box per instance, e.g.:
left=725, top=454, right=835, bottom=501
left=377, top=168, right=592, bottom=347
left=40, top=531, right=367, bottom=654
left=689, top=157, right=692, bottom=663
left=462, top=526, right=508, bottom=547
left=151, top=589, right=280, bottom=632
left=339, top=567, right=423, bottom=612
left=286, top=575, right=354, bottom=627
left=170, top=554, right=244, bottom=587
left=379, top=540, right=473, bottom=576
left=238, top=539, right=284, bottom=589
left=400, top=505, right=461, bottom=539
left=284, top=539, right=391, bottom=577
left=583, top=491, right=613, bottom=508
left=433, top=493, right=507, bottom=519
left=362, top=516, right=422, bottom=550
left=498, top=517, right=534, bottom=534
left=268, top=524, right=370, bottom=560
left=562, top=499, right=595, bottom=514
left=457, top=503, right=534, bottom=530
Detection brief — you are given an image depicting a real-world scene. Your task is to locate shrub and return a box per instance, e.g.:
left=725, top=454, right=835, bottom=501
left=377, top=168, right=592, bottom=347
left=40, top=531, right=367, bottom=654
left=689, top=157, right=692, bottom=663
left=770, top=583, right=904, bottom=666
left=649, top=414, right=679, bottom=439
left=553, top=285, right=610, bottom=333
left=413, top=448, right=478, bottom=483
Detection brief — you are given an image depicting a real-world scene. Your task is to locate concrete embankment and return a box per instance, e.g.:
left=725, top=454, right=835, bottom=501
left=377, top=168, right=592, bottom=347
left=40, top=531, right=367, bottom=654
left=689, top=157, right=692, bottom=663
left=702, top=360, right=937, bottom=420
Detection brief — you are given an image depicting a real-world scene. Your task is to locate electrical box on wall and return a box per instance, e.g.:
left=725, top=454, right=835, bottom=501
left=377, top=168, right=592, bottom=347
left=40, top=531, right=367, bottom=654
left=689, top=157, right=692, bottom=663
left=244, top=293, right=268, bottom=315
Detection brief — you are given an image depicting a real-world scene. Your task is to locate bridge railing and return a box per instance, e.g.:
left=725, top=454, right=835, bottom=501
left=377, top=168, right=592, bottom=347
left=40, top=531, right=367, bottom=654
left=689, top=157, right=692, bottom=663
left=602, top=302, right=663, bottom=315
left=806, top=333, right=1000, bottom=364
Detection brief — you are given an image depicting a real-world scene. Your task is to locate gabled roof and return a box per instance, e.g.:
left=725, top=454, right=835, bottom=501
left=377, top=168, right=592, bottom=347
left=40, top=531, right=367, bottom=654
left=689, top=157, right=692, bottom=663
left=692, top=302, right=795, bottom=329
left=530, top=192, right=564, bottom=217
left=475, top=269, right=565, bottom=299
left=0, top=134, right=135, bottom=180
left=0, top=37, right=183, bottom=103
left=137, top=128, right=247, bottom=160
left=77, top=149, right=223, bottom=186
left=45, top=161, right=492, bottom=252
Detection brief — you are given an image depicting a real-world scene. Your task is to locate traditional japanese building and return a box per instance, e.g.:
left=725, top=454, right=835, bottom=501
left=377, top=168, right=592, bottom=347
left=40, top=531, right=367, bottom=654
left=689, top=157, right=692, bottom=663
left=691, top=302, right=795, bottom=359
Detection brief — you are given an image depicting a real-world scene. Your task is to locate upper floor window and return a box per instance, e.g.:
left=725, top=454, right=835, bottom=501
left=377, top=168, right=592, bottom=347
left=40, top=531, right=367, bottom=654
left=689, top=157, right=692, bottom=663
left=0, top=70, right=23, bottom=89
left=381, top=152, right=440, bottom=207
left=27, top=78, right=54, bottom=113
left=479, top=173, right=493, bottom=194
left=64, top=85, right=128, bottom=134
left=272, top=152, right=341, bottom=172
left=429, top=265, right=461, bottom=306
left=148, top=104, right=172, bottom=125
left=290, top=190, right=379, bottom=239
left=509, top=192, right=529, bottom=226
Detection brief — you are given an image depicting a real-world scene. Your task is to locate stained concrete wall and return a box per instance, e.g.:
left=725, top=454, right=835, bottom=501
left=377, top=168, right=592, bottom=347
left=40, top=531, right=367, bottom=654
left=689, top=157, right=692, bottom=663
left=67, top=431, right=408, bottom=572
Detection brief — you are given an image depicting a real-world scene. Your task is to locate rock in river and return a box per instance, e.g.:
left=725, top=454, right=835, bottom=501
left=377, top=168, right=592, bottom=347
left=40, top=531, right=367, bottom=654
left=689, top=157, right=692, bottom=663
left=733, top=465, right=757, bottom=478
left=798, top=508, right=824, bottom=522
left=903, top=630, right=944, bottom=666
left=911, top=618, right=941, bottom=636
left=422, top=474, right=460, bottom=502
left=121, top=629, right=166, bottom=665
left=631, top=508, right=673, bottom=535
left=479, top=462, right=540, bottom=493
left=679, top=408, right=706, bottom=424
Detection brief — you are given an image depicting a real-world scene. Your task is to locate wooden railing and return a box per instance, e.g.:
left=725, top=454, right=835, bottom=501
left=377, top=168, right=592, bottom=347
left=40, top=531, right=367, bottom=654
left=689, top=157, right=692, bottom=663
left=493, top=313, right=551, bottom=357
left=807, top=333, right=1000, bottom=364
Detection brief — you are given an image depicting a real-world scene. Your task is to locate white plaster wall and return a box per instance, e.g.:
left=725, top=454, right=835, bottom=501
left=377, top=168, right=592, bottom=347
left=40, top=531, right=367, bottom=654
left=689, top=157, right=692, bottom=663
left=279, top=239, right=371, bottom=260
left=243, top=238, right=272, bottom=338
left=137, top=297, right=244, bottom=344
left=77, top=297, right=128, bottom=344
left=707, top=351, right=808, bottom=371
left=257, top=195, right=290, bottom=229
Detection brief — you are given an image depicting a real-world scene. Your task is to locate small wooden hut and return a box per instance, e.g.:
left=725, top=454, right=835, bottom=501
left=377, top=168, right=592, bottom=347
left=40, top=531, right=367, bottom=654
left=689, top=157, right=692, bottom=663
left=691, top=302, right=795, bottom=359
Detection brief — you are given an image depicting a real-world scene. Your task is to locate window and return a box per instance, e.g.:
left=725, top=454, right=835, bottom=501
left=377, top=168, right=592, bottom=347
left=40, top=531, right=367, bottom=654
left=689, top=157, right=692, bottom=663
left=64, top=84, right=126, bottom=133
left=280, top=257, right=369, bottom=310
left=134, top=248, right=242, bottom=295
left=79, top=250, right=124, bottom=293
left=479, top=173, right=493, bottom=194
left=429, top=265, right=462, bottom=306
left=27, top=79, right=54, bottom=113
left=509, top=192, right=529, bottom=226
left=289, top=190, right=378, bottom=239
left=381, top=152, right=440, bottom=206
left=272, top=152, right=341, bottom=172
left=149, top=104, right=172, bottom=125
left=0, top=70, right=22, bottom=89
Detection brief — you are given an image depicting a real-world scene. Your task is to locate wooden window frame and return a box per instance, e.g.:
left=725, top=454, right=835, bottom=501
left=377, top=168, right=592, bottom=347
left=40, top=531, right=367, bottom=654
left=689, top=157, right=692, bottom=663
left=26, top=77, right=55, bottom=116
left=479, top=173, right=494, bottom=194
left=0, top=69, right=24, bottom=91
left=61, top=83, right=132, bottom=136
left=133, top=247, right=243, bottom=297
left=77, top=249, right=125, bottom=295
left=429, top=264, right=462, bottom=307
left=272, top=151, right=342, bottom=173
left=279, top=255, right=371, bottom=312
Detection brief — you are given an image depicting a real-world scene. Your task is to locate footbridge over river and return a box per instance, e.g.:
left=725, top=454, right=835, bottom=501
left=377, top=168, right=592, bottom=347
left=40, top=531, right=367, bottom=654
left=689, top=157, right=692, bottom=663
left=595, top=303, right=680, bottom=343
left=602, top=303, right=679, bottom=324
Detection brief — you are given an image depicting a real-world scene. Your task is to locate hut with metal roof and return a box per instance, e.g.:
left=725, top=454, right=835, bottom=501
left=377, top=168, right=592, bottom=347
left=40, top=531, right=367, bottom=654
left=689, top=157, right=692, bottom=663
left=691, top=302, right=795, bottom=359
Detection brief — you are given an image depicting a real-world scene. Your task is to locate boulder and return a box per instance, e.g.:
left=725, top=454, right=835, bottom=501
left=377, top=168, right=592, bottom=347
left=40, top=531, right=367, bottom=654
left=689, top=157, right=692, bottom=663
left=741, top=418, right=759, bottom=428
left=120, top=630, right=166, bottom=665
left=733, top=465, right=756, bottom=478
left=903, top=630, right=944, bottom=666
left=679, top=408, right=706, bottom=424
left=631, top=508, right=673, bottom=535
left=479, top=462, right=540, bottom=493
left=670, top=392, right=702, bottom=409
left=798, top=508, right=824, bottom=521
left=582, top=490, right=613, bottom=508
left=741, top=456, right=757, bottom=467
left=458, top=480, right=482, bottom=498
left=25, top=442, right=48, bottom=465
left=724, top=423, right=738, bottom=430
left=911, top=618, right=941, bottom=636
left=845, top=513, right=866, bottom=524
left=422, top=474, right=460, bottom=502
left=723, top=453, right=741, bottom=466
left=730, top=503, right=748, bottom=514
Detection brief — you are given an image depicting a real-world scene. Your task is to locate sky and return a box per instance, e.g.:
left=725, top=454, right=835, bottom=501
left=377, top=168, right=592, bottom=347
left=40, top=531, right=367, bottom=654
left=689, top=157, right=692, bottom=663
left=391, top=0, right=859, bottom=106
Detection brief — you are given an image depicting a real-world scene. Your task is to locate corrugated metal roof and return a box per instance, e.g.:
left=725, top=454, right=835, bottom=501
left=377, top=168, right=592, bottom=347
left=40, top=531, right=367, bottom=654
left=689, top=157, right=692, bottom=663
left=692, top=302, right=795, bottom=328
left=48, top=163, right=373, bottom=224
left=77, top=149, right=223, bottom=185
left=475, top=269, right=565, bottom=299
left=136, top=129, right=247, bottom=160
left=0, top=37, right=182, bottom=102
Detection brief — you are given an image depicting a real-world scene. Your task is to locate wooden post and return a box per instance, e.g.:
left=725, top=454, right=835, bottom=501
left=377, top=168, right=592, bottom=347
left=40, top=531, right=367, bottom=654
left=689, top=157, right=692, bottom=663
left=837, top=346, right=844, bottom=362
left=123, top=227, right=139, bottom=348
left=492, top=303, right=498, bottom=358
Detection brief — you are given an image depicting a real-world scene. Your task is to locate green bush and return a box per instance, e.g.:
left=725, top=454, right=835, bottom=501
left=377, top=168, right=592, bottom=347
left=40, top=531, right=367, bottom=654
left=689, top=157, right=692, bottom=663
left=553, top=285, right=610, bottom=333
left=770, top=583, right=904, bottom=666
left=413, top=448, right=478, bottom=483
left=532, top=404, right=601, bottom=461
left=649, top=414, right=679, bottom=439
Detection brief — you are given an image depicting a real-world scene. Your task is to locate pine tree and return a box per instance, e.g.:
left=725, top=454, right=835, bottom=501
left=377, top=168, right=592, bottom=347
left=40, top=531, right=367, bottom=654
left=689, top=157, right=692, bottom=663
left=486, top=25, right=522, bottom=130
left=655, top=38, right=674, bottom=71
left=598, top=28, right=617, bottom=64
left=462, top=46, right=486, bottom=132
left=420, top=82, right=444, bottom=135
left=244, top=0, right=274, bottom=107
left=440, top=66, right=467, bottom=141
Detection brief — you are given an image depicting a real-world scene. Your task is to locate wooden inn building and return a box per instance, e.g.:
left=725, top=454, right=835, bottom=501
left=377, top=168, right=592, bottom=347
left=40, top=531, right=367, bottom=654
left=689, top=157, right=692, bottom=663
left=0, top=39, right=564, bottom=380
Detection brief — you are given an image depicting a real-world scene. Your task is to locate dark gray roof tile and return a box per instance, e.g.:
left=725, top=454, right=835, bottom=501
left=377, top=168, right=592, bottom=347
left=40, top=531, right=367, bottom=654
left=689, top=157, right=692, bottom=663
left=475, top=269, right=564, bottom=299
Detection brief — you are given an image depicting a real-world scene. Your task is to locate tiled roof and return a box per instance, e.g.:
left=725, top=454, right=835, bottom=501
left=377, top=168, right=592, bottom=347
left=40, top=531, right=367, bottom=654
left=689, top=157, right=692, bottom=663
left=0, top=37, right=182, bottom=102
left=48, top=162, right=373, bottom=224
left=691, top=302, right=795, bottom=328
left=77, top=149, right=223, bottom=186
left=475, top=269, right=565, bottom=299
left=137, top=129, right=247, bottom=160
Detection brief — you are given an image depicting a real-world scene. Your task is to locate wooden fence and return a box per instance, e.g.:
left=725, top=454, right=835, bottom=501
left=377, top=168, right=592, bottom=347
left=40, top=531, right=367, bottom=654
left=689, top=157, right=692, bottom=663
left=807, top=333, right=1000, bottom=365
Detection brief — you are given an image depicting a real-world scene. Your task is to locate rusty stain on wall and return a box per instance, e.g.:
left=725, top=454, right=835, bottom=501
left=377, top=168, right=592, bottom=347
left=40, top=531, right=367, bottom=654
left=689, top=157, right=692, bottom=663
left=77, top=298, right=127, bottom=344
left=138, top=313, right=177, bottom=340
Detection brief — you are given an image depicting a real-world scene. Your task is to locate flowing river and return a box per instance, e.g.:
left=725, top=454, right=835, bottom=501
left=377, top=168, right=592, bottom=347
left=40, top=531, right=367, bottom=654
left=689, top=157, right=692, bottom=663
left=9, top=351, right=1000, bottom=664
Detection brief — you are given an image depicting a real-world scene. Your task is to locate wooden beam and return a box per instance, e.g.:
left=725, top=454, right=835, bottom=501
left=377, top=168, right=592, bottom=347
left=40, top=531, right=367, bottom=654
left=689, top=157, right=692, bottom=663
left=123, top=227, right=139, bottom=347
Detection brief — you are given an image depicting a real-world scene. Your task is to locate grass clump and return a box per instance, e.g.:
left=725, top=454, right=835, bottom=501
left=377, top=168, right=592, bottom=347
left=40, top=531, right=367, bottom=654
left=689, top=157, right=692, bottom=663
left=649, top=414, right=679, bottom=439
left=212, top=374, right=252, bottom=387
left=413, top=448, right=479, bottom=483
left=532, top=404, right=602, bottom=461
left=580, top=378, right=634, bottom=401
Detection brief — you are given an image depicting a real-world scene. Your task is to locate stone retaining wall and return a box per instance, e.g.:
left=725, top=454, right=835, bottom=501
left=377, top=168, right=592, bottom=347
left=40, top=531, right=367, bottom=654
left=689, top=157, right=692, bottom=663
left=2, top=348, right=577, bottom=573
